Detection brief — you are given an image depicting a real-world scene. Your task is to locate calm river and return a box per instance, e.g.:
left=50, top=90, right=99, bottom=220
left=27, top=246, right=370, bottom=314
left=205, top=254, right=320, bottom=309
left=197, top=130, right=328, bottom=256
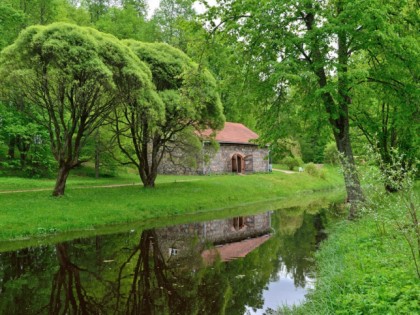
left=0, top=203, right=340, bottom=314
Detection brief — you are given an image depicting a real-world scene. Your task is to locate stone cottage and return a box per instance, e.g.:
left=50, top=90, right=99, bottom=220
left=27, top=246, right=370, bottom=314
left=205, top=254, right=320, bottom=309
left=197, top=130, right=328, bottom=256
left=159, top=122, right=269, bottom=174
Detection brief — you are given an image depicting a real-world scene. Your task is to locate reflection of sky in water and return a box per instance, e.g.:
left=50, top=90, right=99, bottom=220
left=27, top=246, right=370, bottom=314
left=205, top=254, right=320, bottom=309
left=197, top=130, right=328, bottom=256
left=245, top=267, right=315, bottom=315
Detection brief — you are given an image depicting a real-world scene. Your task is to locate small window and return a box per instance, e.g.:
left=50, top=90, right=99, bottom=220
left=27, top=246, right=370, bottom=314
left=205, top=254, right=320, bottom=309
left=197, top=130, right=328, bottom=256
left=169, top=248, right=178, bottom=256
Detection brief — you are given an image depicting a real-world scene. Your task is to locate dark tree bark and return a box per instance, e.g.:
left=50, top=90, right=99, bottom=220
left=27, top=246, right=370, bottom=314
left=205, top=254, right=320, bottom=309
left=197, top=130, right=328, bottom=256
left=16, top=136, right=30, bottom=168
left=7, top=137, right=16, bottom=159
left=49, top=244, right=88, bottom=314
left=95, top=131, right=100, bottom=179
left=53, top=164, right=71, bottom=196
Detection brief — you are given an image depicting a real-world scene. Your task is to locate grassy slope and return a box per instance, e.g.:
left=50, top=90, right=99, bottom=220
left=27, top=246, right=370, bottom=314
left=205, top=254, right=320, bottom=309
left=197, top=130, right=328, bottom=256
left=283, top=184, right=420, bottom=314
left=0, top=166, right=343, bottom=243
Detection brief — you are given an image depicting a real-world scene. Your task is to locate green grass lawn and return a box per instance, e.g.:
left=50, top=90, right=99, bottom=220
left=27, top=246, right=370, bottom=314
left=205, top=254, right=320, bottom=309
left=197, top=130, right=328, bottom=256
left=0, top=166, right=344, bottom=243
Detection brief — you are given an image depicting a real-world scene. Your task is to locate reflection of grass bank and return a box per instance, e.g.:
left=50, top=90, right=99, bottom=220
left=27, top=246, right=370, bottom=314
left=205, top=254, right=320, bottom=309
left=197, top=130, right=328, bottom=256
left=0, top=190, right=345, bottom=253
left=281, top=185, right=420, bottom=314
left=0, top=166, right=343, bottom=245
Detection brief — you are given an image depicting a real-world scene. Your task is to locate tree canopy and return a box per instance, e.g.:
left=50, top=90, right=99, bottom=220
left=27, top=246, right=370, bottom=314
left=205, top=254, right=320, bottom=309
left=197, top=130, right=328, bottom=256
left=113, top=40, right=224, bottom=187
left=205, top=0, right=420, bottom=214
left=0, top=23, right=157, bottom=195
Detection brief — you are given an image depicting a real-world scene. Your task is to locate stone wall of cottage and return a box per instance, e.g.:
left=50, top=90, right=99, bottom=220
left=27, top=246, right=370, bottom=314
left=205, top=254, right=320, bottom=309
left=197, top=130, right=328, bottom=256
left=158, top=143, right=269, bottom=175
left=203, top=143, right=269, bottom=174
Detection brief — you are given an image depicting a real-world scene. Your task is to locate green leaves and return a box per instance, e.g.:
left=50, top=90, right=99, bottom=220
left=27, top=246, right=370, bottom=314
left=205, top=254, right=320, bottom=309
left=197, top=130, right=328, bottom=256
left=0, top=23, right=162, bottom=194
left=0, top=3, right=25, bottom=51
left=111, top=39, right=224, bottom=186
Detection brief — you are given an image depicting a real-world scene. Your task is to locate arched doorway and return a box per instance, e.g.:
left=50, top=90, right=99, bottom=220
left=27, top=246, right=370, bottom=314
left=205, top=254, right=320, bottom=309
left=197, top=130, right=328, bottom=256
left=231, top=154, right=244, bottom=173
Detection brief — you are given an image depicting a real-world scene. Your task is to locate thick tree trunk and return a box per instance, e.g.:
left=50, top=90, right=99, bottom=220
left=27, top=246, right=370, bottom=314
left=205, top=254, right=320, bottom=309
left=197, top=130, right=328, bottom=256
left=138, top=137, right=160, bottom=188
left=334, top=129, right=365, bottom=219
left=53, top=164, right=71, bottom=196
left=307, top=4, right=365, bottom=218
left=139, top=166, right=157, bottom=188
left=337, top=24, right=365, bottom=218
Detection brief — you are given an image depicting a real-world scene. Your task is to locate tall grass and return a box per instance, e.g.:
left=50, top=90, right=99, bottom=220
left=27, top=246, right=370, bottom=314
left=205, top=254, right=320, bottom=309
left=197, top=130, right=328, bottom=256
left=283, top=184, right=420, bottom=314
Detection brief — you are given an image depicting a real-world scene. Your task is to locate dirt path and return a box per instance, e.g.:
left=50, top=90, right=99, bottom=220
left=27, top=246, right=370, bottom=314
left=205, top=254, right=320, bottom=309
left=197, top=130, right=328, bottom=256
left=0, top=183, right=141, bottom=194
left=0, top=179, right=200, bottom=194
left=272, top=168, right=297, bottom=174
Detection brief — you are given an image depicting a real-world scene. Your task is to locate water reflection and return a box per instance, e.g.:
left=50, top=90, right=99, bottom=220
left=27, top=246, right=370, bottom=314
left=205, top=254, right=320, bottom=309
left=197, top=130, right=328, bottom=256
left=0, top=205, right=334, bottom=314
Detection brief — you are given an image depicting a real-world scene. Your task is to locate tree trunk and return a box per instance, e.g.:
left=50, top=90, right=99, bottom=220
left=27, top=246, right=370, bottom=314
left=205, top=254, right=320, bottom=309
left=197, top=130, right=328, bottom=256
left=334, top=129, right=365, bottom=219
left=53, top=164, right=71, bottom=196
left=139, top=166, right=157, bottom=188
left=95, top=130, right=100, bottom=179
left=138, top=137, right=159, bottom=188
left=7, top=137, right=16, bottom=159
left=95, top=147, right=100, bottom=179
left=20, top=152, right=27, bottom=168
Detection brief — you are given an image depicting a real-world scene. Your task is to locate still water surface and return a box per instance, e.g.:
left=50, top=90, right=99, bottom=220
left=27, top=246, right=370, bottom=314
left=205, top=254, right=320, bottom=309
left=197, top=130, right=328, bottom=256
left=0, top=204, right=335, bottom=314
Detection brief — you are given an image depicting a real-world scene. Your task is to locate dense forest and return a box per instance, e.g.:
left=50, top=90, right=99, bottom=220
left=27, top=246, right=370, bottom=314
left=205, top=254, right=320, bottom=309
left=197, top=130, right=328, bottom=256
left=0, top=0, right=418, bottom=206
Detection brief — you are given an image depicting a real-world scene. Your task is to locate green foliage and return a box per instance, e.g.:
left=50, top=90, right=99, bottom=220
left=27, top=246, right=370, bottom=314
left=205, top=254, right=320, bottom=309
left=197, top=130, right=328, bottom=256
left=207, top=0, right=420, bottom=210
left=290, top=187, right=420, bottom=314
left=22, top=144, right=56, bottom=178
left=113, top=40, right=224, bottom=186
left=304, top=163, right=326, bottom=179
left=0, top=23, right=157, bottom=195
left=305, top=163, right=319, bottom=177
left=151, top=0, right=196, bottom=49
left=282, top=156, right=300, bottom=171
left=0, top=101, right=56, bottom=178
left=360, top=148, right=420, bottom=276
left=348, top=0, right=420, bottom=175
left=323, top=142, right=340, bottom=165
left=2, top=0, right=61, bottom=25
left=286, top=151, right=420, bottom=314
left=95, top=4, right=155, bottom=42
left=0, top=3, right=25, bottom=51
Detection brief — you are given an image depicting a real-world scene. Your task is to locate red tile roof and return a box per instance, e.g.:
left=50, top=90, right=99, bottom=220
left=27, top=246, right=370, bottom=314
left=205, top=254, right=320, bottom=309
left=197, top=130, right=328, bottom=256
left=201, top=234, right=271, bottom=264
left=200, top=122, right=259, bottom=145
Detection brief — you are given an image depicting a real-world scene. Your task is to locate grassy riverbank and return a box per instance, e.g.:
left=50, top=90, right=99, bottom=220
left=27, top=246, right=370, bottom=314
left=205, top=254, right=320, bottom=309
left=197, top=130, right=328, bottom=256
left=0, top=166, right=343, bottom=243
left=283, top=184, right=420, bottom=314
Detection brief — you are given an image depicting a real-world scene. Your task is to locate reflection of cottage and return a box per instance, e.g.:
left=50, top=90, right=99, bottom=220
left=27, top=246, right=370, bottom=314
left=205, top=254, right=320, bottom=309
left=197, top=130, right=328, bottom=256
left=155, top=212, right=272, bottom=263
left=159, top=122, right=269, bottom=174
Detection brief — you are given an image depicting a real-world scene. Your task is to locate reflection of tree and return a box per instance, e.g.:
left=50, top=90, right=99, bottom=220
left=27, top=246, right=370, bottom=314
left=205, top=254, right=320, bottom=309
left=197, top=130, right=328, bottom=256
left=48, top=243, right=109, bottom=314
left=115, top=229, right=199, bottom=315
left=0, top=206, right=332, bottom=314
left=0, top=247, right=56, bottom=314
left=276, top=210, right=327, bottom=287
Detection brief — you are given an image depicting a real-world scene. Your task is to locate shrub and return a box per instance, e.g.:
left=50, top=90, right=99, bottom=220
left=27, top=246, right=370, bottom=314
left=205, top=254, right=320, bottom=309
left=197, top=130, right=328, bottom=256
left=323, top=142, right=339, bottom=165
left=305, top=163, right=320, bottom=177
left=282, top=156, right=300, bottom=171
